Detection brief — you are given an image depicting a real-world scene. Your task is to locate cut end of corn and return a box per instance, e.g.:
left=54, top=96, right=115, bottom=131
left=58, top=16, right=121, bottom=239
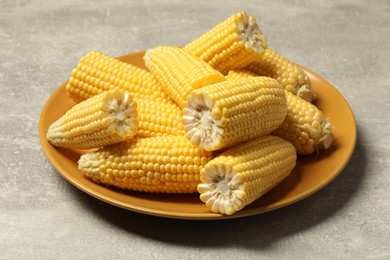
left=198, top=163, right=245, bottom=216
left=103, top=91, right=138, bottom=139
left=236, top=12, right=267, bottom=54
left=182, top=93, right=223, bottom=151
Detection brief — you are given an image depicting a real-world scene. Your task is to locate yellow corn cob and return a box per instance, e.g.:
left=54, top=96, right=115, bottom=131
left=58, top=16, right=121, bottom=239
left=47, top=90, right=138, bottom=149
left=66, top=92, right=185, bottom=138
left=144, top=46, right=225, bottom=108
left=63, top=50, right=185, bottom=138
left=272, top=91, right=333, bottom=155
left=136, top=96, right=186, bottom=138
left=198, top=135, right=296, bottom=215
left=225, top=71, right=333, bottom=154
left=78, top=136, right=214, bottom=193
left=182, top=77, right=287, bottom=151
left=245, top=49, right=316, bottom=102
left=183, top=12, right=267, bottom=75
left=225, top=69, right=258, bottom=80
left=66, top=51, right=168, bottom=102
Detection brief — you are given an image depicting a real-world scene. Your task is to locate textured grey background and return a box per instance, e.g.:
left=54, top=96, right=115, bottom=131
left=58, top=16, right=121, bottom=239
left=1, top=0, right=389, bottom=259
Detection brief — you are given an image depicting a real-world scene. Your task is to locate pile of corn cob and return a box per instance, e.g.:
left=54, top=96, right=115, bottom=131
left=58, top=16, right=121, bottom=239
left=46, top=12, right=334, bottom=215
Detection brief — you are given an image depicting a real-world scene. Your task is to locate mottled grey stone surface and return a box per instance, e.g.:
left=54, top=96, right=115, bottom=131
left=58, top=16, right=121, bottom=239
left=1, top=0, right=389, bottom=259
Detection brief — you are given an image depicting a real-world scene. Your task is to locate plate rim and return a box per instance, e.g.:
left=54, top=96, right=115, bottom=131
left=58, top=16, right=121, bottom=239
left=38, top=51, right=357, bottom=220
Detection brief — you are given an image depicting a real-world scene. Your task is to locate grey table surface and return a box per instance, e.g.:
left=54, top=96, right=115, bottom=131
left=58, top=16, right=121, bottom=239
left=1, top=0, right=389, bottom=259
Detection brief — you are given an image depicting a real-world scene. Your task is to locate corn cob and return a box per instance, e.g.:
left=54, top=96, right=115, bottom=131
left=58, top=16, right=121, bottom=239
left=225, top=72, right=333, bottom=154
left=245, top=49, right=316, bottom=102
left=183, top=12, right=267, bottom=75
left=78, top=136, right=214, bottom=193
left=67, top=80, right=185, bottom=138
left=198, top=135, right=296, bottom=215
left=47, top=90, right=138, bottom=149
left=66, top=91, right=185, bottom=138
left=66, top=51, right=168, bottom=102
left=182, top=77, right=287, bottom=151
left=144, top=46, right=225, bottom=108
left=272, top=91, right=333, bottom=155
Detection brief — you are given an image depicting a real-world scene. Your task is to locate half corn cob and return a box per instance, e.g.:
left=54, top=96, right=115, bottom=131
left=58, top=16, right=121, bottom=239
left=78, top=136, right=214, bottom=193
left=182, top=77, right=287, bottom=151
left=225, top=72, right=333, bottom=154
left=198, top=135, right=296, bottom=215
left=144, top=46, right=225, bottom=108
left=66, top=51, right=168, bottom=102
left=68, top=84, right=185, bottom=138
left=183, top=12, right=267, bottom=74
left=272, top=91, right=333, bottom=155
left=47, top=90, right=138, bottom=149
left=245, top=49, right=316, bottom=102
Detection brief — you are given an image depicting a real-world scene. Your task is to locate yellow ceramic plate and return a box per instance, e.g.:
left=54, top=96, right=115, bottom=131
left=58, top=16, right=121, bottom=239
left=38, top=51, right=357, bottom=220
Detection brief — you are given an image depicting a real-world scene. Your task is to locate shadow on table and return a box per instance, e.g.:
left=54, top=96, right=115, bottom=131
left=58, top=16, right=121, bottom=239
left=71, top=124, right=366, bottom=250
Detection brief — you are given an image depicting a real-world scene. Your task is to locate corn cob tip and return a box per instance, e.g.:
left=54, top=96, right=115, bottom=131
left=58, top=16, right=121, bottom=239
left=317, top=118, right=334, bottom=150
left=236, top=12, right=267, bottom=54
left=296, top=84, right=317, bottom=103
left=319, top=132, right=334, bottom=150
left=143, top=48, right=154, bottom=68
left=78, top=152, right=100, bottom=175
